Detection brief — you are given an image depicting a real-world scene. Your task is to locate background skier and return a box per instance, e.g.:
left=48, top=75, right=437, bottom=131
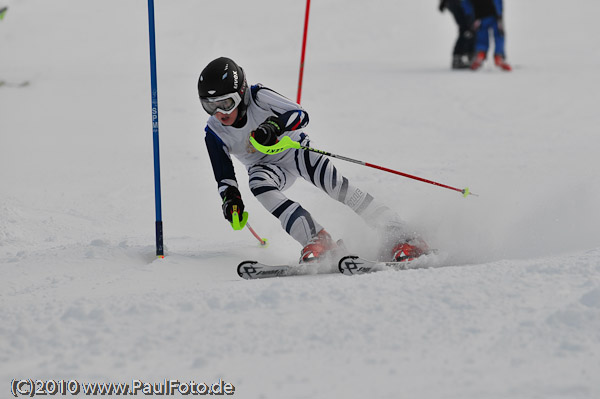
left=0, top=2, right=7, bottom=20
left=439, top=0, right=475, bottom=69
left=468, top=0, right=512, bottom=71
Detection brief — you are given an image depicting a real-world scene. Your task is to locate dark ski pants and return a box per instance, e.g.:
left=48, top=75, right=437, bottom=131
left=447, top=0, right=475, bottom=56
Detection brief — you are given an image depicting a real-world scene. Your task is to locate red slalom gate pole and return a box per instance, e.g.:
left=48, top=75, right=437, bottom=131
left=296, top=0, right=311, bottom=104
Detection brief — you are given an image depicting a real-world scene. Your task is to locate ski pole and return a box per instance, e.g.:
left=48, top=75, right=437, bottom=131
left=232, top=210, right=269, bottom=246
left=250, top=136, right=477, bottom=197
left=246, top=222, right=268, bottom=247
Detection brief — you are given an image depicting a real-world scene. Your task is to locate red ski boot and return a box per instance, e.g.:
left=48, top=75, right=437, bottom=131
left=494, top=54, right=512, bottom=71
left=470, top=51, right=486, bottom=71
left=300, top=229, right=337, bottom=263
left=391, top=238, right=430, bottom=262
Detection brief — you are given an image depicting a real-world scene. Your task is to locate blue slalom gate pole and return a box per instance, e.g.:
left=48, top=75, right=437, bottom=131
left=147, top=0, right=164, bottom=257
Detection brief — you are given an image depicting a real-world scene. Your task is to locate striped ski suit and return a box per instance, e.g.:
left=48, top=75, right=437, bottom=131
left=204, top=85, right=406, bottom=247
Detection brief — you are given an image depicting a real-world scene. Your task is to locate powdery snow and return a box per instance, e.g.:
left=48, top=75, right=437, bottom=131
left=1, top=1, right=599, bottom=398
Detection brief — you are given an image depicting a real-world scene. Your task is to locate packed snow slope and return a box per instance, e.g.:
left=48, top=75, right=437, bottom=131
left=1, top=0, right=599, bottom=398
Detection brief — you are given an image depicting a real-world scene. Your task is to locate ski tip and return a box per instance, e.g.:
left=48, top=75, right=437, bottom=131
left=237, top=260, right=258, bottom=279
left=338, top=255, right=361, bottom=275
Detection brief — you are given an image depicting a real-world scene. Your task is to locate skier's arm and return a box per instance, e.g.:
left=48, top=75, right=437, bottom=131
left=462, top=0, right=474, bottom=18
left=253, top=87, right=309, bottom=132
left=493, top=0, right=502, bottom=17
left=438, top=0, right=447, bottom=12
left=205, top=127, right=238, bottom=198
left=205, top=128, right=245, bottom=223
left=492, top=0, right=504, bottom=35
left=276, top=109, right=309, bottom=132
left=250, top=87, right=309, bottom=146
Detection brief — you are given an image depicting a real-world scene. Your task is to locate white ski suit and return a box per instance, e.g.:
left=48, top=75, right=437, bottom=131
left=204, top=84, right=407, bottom=248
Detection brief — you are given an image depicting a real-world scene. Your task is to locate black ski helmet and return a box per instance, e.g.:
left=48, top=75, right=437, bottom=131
left=198, top=57, right=249, bottom=122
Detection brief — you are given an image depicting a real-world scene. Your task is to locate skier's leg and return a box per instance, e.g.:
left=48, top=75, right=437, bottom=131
left=490, top=21, right=511, bottom=70
left=474, top=17, right=492, bottom=55
left=292, top=140, right=415, bottom=248
left=471, top=18, right=493, bottom=70
left=447, top=0, right=473, bottom=58
left=492, top=21, right=506, bottom=57
left=248, top=163, right=323, bottom=247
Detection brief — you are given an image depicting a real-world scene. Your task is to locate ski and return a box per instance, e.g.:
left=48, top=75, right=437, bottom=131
left=237, top=241, right=438, bottom=279
left=338, top=255, right=434, bottom=276
left=237, top=260, right=333, bottom=280
left=0, top=80, right=30, bottom=88
left=238, top=239, right=349, bottom=280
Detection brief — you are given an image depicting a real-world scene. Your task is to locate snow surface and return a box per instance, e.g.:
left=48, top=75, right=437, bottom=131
left=1, top=0, right=600, bottom=397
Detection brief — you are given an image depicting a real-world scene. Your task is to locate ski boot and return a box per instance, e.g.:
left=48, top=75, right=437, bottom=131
left=494, top=54, right=512, bottom=71
left=300, top=229, right=338, bottom=263
left=391, top=237, right=430, bottom=262
left=470, top=51, right=486, bottom=71
left=452, top=54, right=472, bottom=69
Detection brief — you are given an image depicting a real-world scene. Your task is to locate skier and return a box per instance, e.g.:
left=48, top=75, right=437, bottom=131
left=467, top=0, right=512, bottom=71
left=438, top=0, right=475, bottom=69
left=0, top=4, right=7, bottom=20
left=0, top=3, right=9, bottom=88
left=198, top=57, right=428, bottom=263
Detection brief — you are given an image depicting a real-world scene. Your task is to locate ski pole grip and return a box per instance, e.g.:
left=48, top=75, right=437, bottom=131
left=231, top=211, right=249, bottom=231
left=250, top=136, right=300, bottom=155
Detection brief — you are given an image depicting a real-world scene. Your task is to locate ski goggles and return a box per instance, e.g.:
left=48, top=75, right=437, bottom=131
left=200, top=92, right=241, bottom=115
